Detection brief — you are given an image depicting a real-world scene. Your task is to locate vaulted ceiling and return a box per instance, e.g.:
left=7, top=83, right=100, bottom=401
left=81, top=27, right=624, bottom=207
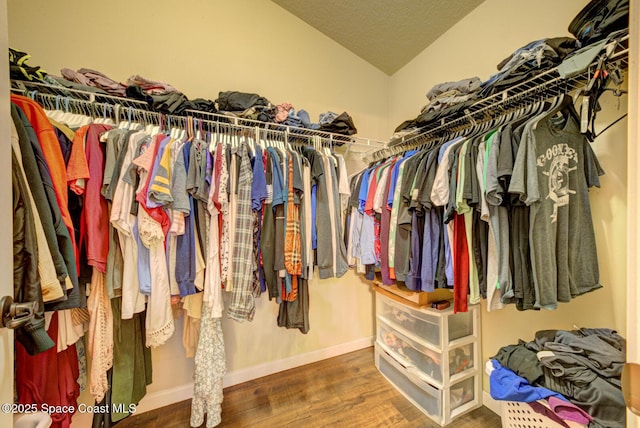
left=271, top=0, right=485, bottom=75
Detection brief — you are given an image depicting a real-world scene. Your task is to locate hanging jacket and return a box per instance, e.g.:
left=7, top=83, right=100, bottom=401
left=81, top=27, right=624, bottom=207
left=11, top=95, right=84, bottom=310
left=11, top=104, right=78, bottom=310
left=12, top=148, right=55, bottom=355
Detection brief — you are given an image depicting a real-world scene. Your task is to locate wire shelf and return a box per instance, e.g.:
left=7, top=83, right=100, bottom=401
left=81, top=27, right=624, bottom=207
left=364, top=33, right=629, bottom=163
left=10, top=79, right=385, bottom=150
left=184, top=109, right=356, bottom=146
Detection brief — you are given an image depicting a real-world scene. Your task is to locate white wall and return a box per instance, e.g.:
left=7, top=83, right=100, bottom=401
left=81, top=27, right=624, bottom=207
left=388, top=0, right=628, bottom=394
left=7, top=0, right=390, bottom=140
left=6, top=1, right=385, bottom=424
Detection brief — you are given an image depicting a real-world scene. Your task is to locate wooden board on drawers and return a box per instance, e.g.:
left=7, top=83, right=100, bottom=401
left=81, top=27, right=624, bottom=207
left=373, top=281, right=453, bottom=307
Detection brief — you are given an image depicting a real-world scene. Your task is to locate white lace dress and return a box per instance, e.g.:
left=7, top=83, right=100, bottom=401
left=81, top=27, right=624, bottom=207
left=190, top=303, right=226, bottom=427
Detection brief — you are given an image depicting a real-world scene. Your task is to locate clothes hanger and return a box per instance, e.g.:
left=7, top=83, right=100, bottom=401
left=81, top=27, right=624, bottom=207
left=173, top=118, right=182, bottom=140
left=58, top=98, right=77, bottom=126
left=46, top=95, right=65, bottom=122
left=118, top=106, right=130, bottom=130
left=195, top=118, right=202, bottom=141
left=99, top=103, right=111, bottom=126
left=128, top=107, right=144, bottom=131
left=185, top=116, right=193, bottom=141
left=531, top=93, right=569, bottom=131
left=505, top=106, right=521, bottom=126
left=178, top=125, right=186, bottom=141
left=154, top=113, right=162, bottom=135
left=144, top=111, right=155, bottom=135
left=207, top=122, right=217, bottom=151
left=69, top=99, right=92, bottom=128
left=168, top=116, right=175, bottom=138
left=267, top=131, right=274, bottom=150
left=262, top=130, right=268, bottom=148
left=222, top=127, right=229, bottom=148
left=480, top=118, right=494, bottom=135
left=176, top=121, right=186, bottom=140
left=93, top=103, right=103, bottom=124
left=148, top=112, right=161, bottom=136
left=134, top=109, right=144, bottom=130
left=123, top=108, right=136, bottom=129
left=467, top=117, right=482, bottom=138
left=178, top=117, right=187, bottom=140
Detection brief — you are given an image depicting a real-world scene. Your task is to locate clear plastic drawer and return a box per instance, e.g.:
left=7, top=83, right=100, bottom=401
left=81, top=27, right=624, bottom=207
left=377, top=316, right=444, bottom=384
left=375, top=345, right=441, bottom=419
left=376, top=293, right=441, bottom=347
left=449, top=375, right=476, bottom=412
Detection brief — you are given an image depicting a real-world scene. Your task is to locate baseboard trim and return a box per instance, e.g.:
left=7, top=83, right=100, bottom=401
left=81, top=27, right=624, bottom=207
left=223, top=336, right=374, bottom=388
left=136, top=383, right=195, bottom=414
left=135, top=336, right=374, bottom=414
left=482, top=390, right=501, bottom=416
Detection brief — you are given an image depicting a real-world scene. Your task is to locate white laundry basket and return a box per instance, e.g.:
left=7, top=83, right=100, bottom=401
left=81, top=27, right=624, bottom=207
left=501, top=401, right=587, bottom=428
left=14, top=412, right=53, bottom=428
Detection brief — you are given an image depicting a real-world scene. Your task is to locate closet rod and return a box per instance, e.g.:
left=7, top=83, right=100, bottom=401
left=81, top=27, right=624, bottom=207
left=11, top=79, right=149, bottom=108
left=12, top=86, right=369, bottom=149
left=184, top=108, right=356, bottom=146
left=364, top=33, right=629, bottom=163
left=11, top=88, right=164, bottom=124
left=185, top=111, right=387, bottom=151
left=10, top=79, right=374, bottom=149
left=193, top=115, right=299, bottom=145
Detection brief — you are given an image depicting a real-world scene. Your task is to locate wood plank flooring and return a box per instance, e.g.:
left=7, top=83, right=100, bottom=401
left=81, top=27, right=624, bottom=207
left=116, top=347, right=501, bottom=427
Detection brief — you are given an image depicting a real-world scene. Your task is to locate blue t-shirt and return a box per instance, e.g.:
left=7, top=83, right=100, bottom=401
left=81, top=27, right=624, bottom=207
left=251, top=147, right=268, bottom=211
left=357, top=169, right=371, bottom=214
left=268, top=147, right=287, bottom=207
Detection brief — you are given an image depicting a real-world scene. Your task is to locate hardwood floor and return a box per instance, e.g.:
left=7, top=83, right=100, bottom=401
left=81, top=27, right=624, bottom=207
left=116, top=347, right=501, bottom=427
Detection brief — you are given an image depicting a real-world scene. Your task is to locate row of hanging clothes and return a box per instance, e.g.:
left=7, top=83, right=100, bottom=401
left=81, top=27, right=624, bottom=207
left=9, top=87, right=357, bottom=428
left=347, top=93, right=607, bottom=315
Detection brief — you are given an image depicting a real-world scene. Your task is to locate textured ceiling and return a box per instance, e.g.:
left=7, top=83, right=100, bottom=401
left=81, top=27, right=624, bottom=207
left=271, top=0, right=485, bottom=75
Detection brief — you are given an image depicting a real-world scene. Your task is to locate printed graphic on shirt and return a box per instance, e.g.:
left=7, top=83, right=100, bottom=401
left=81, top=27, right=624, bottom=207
left=266, top=184, right=273, bottom=204
left=537, top=143, right=577, bottom=223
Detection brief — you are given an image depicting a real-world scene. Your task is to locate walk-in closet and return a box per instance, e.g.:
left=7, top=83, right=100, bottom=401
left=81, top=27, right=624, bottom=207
left=1, top=0, right=638, bottom=427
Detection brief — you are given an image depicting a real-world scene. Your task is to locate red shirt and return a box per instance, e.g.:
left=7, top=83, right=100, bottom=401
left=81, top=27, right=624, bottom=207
left=452, top=213, right=469, bottom=313
left=80, top=124, right=113, bottom=273
left=16, top=312, right=80, bottom=428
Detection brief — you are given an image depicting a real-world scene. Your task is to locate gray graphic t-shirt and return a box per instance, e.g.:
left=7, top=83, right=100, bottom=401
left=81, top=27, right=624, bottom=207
left=509, top=104, right=604, bottom=309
